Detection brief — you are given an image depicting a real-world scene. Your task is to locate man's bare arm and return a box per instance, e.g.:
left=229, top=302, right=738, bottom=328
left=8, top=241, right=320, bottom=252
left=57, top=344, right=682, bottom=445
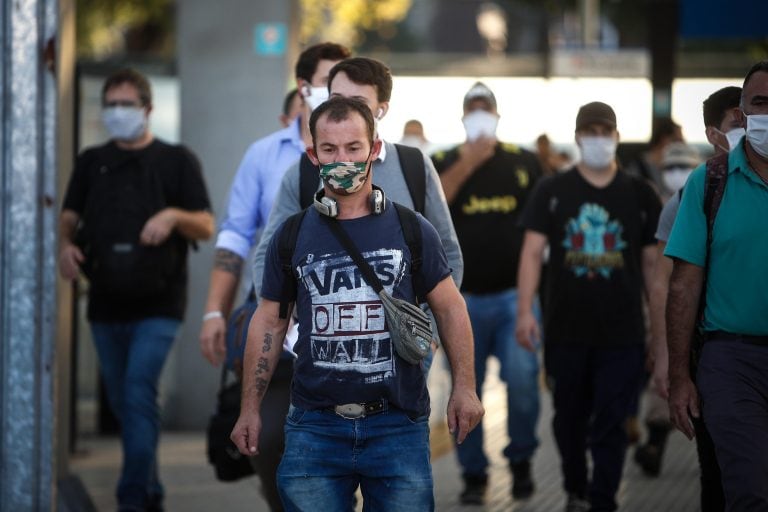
left=438, top=138, right=496, bottom=204
left=515, top=230, right=547, bottom=351
left=231, top=298, right=291, bottom=455
left=666, top=259, right=704, bottom=439
left=426, top=277, right=484, bottom=444
left=59, top=209, right=84, bottom=280
left=648, top=242, right=673, bottom=398
left=200, top=249, right=245, bottom=365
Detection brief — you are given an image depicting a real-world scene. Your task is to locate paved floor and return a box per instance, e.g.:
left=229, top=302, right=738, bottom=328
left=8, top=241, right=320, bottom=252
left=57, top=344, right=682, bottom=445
left=71, top=364, right=702, bottom=511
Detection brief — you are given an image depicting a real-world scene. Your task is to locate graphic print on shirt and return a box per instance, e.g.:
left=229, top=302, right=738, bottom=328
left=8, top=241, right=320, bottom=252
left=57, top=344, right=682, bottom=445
left=298, top=248, right=406, bottom=384
left=562, top=203, right=626, bottom=278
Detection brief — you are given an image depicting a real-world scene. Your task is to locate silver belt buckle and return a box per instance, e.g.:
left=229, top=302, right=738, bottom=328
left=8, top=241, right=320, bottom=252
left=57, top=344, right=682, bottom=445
left=334, top=403, right=365, bottom=419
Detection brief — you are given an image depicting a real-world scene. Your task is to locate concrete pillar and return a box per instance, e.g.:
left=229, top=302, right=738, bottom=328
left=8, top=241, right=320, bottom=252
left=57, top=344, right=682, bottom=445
left=171, top=0, right=298, bottom=427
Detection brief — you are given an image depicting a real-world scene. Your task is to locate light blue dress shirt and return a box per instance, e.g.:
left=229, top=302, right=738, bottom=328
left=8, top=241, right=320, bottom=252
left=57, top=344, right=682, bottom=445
left=215, top=117, right=306, bottom=258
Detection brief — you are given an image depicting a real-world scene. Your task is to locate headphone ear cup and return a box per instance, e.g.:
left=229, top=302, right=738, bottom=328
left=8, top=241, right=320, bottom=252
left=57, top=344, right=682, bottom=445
left=370, top=188, right=386, bottom=215
left=314, top=191, right=339, bottom=217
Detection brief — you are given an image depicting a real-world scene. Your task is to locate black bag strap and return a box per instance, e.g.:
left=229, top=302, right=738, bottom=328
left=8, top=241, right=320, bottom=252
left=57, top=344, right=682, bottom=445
left=299, top=154, right=320, bottom=210
left=695, top=152, right=729, bottom=327
left=394, top=144, right=426, bottom=214
left=276, top=209, right=307, bottom=319
left=321, top=215, right=386, bottom=295
left=298, top=145, right=427, bottom=214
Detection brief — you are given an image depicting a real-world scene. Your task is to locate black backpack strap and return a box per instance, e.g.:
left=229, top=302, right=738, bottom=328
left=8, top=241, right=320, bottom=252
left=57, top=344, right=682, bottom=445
left=394, top=144, right=426, bottom=215
left=276, top=209, right=307, bottom=319
left=703, top=152, right=729, bottom=236
left=299, top=154, right=320, bottom=210
left=694, top=152, right=729, bottom=339
left=393, top=202, right=425, bottom=300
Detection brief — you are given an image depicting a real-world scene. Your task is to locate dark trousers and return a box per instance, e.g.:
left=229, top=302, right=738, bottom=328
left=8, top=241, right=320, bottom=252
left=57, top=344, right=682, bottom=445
left=249, top=357, right=293, bottom=512
left=693, top=414, right=726, bottom=512
left=697, top=339, right=768, bottom=512
left=546, top=344, right=644, bottom=512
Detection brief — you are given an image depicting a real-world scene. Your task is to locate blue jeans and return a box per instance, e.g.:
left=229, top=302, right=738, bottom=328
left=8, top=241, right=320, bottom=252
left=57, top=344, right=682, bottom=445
left=277, top=405, right=434, bottom=511
left=456, top=288, right=540, bottom=477
left=91, top=317, right=180, bottom=510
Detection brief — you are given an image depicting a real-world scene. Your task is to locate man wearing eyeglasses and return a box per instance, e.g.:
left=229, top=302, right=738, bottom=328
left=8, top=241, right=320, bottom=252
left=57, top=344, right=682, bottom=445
left=59, top=68, right=214, bottom=512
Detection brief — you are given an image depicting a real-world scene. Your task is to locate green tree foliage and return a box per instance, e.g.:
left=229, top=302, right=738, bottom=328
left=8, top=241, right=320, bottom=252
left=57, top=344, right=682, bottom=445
left=76, top=0, right=174, bottom=58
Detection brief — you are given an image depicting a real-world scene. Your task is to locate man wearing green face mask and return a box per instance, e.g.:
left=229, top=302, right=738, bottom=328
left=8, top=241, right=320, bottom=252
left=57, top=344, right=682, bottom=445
left=232, top=96, right=483, bottom=511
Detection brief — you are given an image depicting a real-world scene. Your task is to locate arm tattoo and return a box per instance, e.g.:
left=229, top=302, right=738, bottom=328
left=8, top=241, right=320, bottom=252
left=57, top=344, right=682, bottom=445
left=262, top=332, right=273, bottom=353
left=256, top=357, right=270, bottom=374
left=254, top=378, right=268, bottom=397
left=214, top=248, right=243, bottom=276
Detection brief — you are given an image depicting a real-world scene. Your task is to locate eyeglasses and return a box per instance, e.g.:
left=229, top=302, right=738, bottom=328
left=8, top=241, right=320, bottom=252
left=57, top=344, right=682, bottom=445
left=103, top=100, right=142, bottom=108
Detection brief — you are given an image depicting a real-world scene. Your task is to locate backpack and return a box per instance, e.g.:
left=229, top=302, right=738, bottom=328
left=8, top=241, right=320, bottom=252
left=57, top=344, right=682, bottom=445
left=686, top=152, right=728, bottom=366
left=298, top=143, right=426, bottom=214
left=275, top=202, right=424, bottom=319
left=75, top=143, right=181, bottom=298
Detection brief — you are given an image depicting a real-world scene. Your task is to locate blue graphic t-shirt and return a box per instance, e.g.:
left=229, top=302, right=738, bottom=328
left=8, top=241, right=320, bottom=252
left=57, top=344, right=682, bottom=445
left=520, top=168, right=660, bottom=346
left=261, top=202, right=451, bottom=417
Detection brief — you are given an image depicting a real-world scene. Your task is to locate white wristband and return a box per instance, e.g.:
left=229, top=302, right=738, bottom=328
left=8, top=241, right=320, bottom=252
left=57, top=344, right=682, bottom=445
left=202, top=310, right=224, bottom=322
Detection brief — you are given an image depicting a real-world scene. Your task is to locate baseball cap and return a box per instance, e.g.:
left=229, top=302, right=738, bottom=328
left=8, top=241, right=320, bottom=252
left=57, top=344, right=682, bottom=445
left=662, top=142, right=701, bottom=169
left=575, top=101, right=617, bottom=131
left=463, top=82, right=497, bottom=111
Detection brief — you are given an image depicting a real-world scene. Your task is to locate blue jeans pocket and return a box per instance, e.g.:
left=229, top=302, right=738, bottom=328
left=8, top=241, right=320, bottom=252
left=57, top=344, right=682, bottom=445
left=285, top=404, right=307, bottom=426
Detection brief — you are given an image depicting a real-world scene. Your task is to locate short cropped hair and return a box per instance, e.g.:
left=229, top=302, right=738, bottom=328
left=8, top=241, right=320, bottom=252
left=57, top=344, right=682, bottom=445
left=294, top=42, right=351, bottom=83
left=649, top=117, right=681, bottom=147
left=101, top=68, right=152, bottom=106
left=309, top=96, right=375, bottom=149
left=702, top=86, right=742, bottom=128
left=282, top=88, right=300, bottom=116
left=328, top=57, right=393, bottom=103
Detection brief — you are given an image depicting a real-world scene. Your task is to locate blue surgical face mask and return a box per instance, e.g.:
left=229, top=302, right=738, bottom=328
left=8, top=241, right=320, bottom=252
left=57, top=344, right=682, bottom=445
left=101, top=106, right=147, bottom=141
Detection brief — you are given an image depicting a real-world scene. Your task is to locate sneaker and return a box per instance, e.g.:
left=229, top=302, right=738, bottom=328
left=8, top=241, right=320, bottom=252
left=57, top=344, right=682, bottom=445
left=511, top=459, right=535, bottom=499
left=460, top=475, right=488, bottom=505
left=564, top=493, right=590, bottom=512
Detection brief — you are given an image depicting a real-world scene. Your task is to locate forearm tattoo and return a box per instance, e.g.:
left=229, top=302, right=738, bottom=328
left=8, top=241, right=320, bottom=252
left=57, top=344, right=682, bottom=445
left=214, top=248, right=243, bottom=276
left=252, top=329, right=275, bottom=398
left=262, top=332, right=273, bottom=353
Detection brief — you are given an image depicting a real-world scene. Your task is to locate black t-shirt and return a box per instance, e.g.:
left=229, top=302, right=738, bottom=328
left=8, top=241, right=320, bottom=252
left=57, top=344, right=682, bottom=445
left=62, top=139, right=211, bottom=322
left=432, top=143, right=541, bottom=293
left=519, top=168, right=660, bottom=346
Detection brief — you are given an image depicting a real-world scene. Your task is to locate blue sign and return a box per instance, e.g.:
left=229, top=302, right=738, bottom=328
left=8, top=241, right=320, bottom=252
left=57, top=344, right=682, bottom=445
left=254, top=23, right=287, bottom=56
left=681, top=0, right=768, bottom=38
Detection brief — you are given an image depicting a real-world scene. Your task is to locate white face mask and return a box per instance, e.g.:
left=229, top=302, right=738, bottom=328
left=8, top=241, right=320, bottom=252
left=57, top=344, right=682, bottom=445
left=746, top=114, right=768, bottom=159
left=462, top=110, right=498, bottom=141
left=303, top=85, right=329, bottom=111
left=578, top=135, right=617, bottom=170
left=101, top=106, right=147, bottom=141
left=724, top=127, right=745, bottom=151
left=662, top=167, right=693, bottom=192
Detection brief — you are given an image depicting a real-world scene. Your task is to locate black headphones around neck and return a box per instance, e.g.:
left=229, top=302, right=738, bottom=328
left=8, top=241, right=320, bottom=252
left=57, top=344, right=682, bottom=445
left=314, top=185, right=386, bottom=218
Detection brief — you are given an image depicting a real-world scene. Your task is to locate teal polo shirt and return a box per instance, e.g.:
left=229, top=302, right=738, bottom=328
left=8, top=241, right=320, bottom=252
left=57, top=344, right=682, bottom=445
left=665, top=140, right=768, bottom=335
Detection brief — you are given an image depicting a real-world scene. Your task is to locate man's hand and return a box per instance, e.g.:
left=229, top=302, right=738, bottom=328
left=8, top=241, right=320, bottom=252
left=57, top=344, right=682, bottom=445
left=140, top=208, right=176, bottom=246
left=231, top=409, right=262, bottom=456
left=200, top=316, right=227, bottom=366
left=668, top=376, right=699, bottom=440
left=447, top=386, right=484, bottom=445
left=59, top=242, right=84, bottom=281
left=515, top=310, right=540, bottom=352
left=459, top=136, right=496, bottom=170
